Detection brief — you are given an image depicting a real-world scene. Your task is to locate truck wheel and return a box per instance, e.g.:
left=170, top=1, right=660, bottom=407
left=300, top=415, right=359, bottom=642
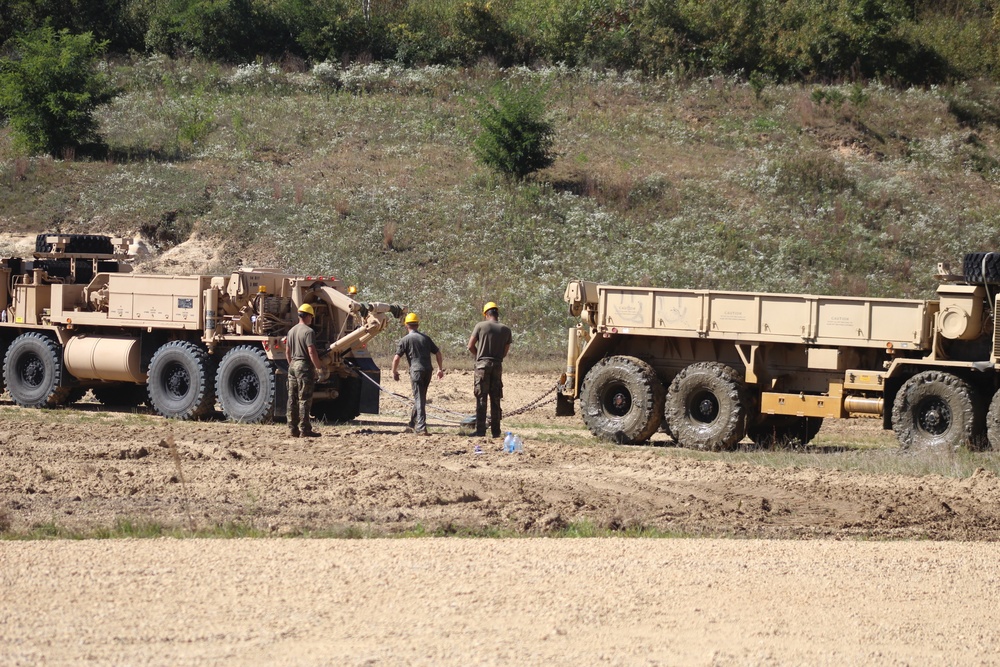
left=987, top=390, right=1000, bottom=451
left=216, top=346, right=277, bottom=423
left=892, top=371, right=985, bottom=450
left=962, top=252, right=1000, bottom=284
left=3, top=333, right=72, bottom=408
left=92, top=384, right=146, bottom=408
left=35, top=233, right=113, bottom=254
left=147, top=341, right=216, bottom=420
left=580, top=356, right=665, bottom=445
left=666, top=362, right=748, bottom=451
left=747, top=415, right=823, bottom=448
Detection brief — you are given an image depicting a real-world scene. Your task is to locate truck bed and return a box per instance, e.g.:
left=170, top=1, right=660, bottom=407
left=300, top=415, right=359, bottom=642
left=597, top=286, right=934, bottom=351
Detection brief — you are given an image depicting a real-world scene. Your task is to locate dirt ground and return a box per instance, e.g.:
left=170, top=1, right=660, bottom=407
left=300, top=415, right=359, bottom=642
left=3, top=370, right=1000, bottom=539
left=5, top=371, right=1000, bottom=664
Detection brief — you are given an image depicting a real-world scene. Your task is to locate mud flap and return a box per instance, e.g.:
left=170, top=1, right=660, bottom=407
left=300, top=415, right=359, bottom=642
left=555, top=393, right=576, bottom=416
left=274, top=359, right=288, bottom=419
left=355, top=357, right=381, bottom=415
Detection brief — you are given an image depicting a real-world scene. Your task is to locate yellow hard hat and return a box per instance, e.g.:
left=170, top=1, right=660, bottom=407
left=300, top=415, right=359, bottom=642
left=404, top=312, right=420, bottom=324
left=483, top=301, right=498, bottom=314
left=298, top=303, right=315, bottom=316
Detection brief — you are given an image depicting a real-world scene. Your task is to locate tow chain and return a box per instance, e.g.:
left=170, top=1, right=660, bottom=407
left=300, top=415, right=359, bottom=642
left=502, top=383, right=559, bottom=418
left=359, top=372, right=561, bottom=424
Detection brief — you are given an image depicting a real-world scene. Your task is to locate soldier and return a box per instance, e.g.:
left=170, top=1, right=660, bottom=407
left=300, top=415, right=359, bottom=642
left=285, top=302, right=323, bottom=438
left=467, top=301, right=512, bottom=438
left=391, top=312, right=445, bottom=436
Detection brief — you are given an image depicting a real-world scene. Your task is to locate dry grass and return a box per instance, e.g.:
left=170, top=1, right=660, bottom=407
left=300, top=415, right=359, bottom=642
left=2, top=62, right=999, bottom=358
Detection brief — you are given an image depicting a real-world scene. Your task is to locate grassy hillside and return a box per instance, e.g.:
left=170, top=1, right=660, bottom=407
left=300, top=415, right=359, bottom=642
left=2, top=59, right=1000, bottom=359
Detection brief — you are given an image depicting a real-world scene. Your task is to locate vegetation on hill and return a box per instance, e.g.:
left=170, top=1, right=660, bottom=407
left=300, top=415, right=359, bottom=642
left=1, top=0, right=999, bottom=83
left=1, top=2, right=1000, bottom=359
left=2, top=58, right=999, bottom=359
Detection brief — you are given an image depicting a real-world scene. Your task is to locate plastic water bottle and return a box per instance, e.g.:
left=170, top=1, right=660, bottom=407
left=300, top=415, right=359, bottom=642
left=513, top=435, right=523, bottom=453
left=503, top=432, right=514, bottom=453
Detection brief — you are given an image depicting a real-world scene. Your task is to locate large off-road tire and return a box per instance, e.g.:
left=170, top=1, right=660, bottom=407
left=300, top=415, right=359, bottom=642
left=92, top=384, right=146, bottom=408
left=963, top=252, right=1000, bottom=284
left=892, top=371, right=985, bottom=450
left=666, top=362, right=749, bottom=451
left=35, top=233, right=113, bottom=255
left=313, top=375, right=363, bottom=424
left=579, top=356, right=665, bottom=445
left=216, top=346, right=277, bottom=423
left=747, top=415, right=824, bottom=448
left=147, top=341, right=216, bottom=420
left=983, top=390, right=1000, bottom=451
left=3, top=333, right=72, bottom=408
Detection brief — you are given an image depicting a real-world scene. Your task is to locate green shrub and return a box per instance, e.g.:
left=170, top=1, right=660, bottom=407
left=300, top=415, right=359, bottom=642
left=675, top=0, right=768, bottom=74
left=451, top=0, right=522, bottom=66
left=472, top=82, right=555, bottom=180
left=531, top=0, right=642, bottom=68
left=769, top=0, right=915, bottom=80
left=145, top=0, right=260, bottom=60
left=271, top=0, right=392, bottom=61
left=0, top=27, right=115, bottom=156
left=0, top=0, right=148, bottom=53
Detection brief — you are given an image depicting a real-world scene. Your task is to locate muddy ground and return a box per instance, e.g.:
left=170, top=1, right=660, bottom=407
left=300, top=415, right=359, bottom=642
left=3, top=371, right=1000, bottom=539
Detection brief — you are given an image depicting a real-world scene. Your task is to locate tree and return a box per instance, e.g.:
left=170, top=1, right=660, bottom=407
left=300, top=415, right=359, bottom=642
left=473, top=83, right=555, bottom=180
left=0, top=27, right=115, bottom=156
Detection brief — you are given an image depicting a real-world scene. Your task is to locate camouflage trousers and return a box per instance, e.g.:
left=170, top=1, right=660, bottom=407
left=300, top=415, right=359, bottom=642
left=474, top=359, right=503, bottom=437
left=287, top=359, right=315, bottom=434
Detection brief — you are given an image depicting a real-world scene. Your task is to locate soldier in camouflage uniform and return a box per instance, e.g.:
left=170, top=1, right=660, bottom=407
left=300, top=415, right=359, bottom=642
left=467, top=301, right=512, bottom=438
left=285, top=303, right=323, bottom=438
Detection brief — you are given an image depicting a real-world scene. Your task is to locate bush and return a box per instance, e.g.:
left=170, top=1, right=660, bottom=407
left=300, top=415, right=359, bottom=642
left=271, top=0, right=390, bottom=61
left=472, top=82, right=555, bottom=180
left=0, top=27, right=115, bottom=156
left=145, top=0, right=260, bottom=60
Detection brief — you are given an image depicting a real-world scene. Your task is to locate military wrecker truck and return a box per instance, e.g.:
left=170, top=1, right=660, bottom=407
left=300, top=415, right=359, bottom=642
left=558, top=253, right=1000, bottom=451
left=0, top=233, right=403, bottom=422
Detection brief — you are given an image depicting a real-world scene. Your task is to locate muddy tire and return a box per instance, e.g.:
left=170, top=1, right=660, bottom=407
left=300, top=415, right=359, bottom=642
left=216, top=346, right=277, bottom=423
left=747, top=415, right=823, bottom=448
left=666, top=362, right=748, bottom=451
left=962, top=252, right=1000, bottom=284
left=580, top=356, right=665, bottom=445
left=3, top=333, right=72, bottom=408
left=147, top=341, right=216, bottom=420
left=92, top=384, right=146, bottom=408
left=892, top=371, right=985, bottom=450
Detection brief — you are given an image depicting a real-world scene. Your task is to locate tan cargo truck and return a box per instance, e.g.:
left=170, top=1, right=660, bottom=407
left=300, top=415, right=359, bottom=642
left=558, top=254, right=1000, bottom=451
left=0, top=234, right=403, bottom=422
